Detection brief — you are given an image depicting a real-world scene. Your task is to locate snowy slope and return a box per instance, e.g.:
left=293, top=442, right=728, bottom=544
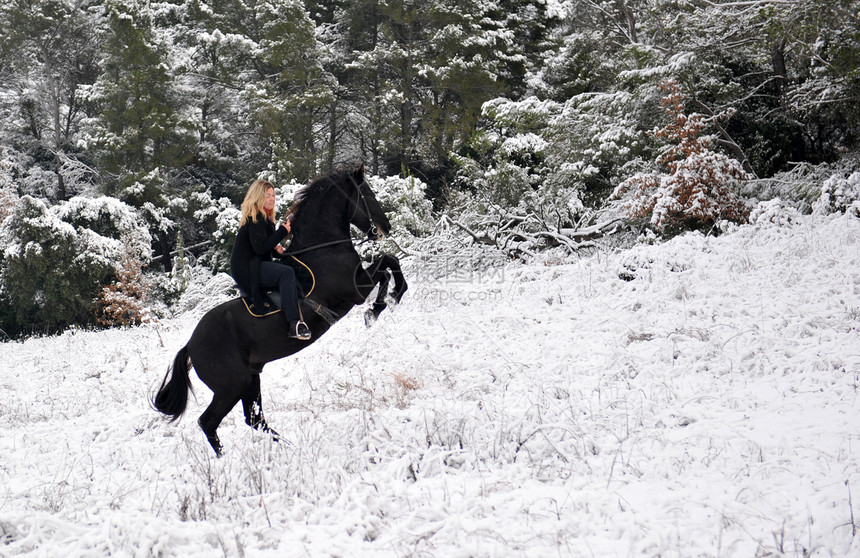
left=1, top=211, right=859, bottom=557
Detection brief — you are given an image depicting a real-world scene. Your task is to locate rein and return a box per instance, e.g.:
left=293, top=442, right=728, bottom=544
left=286, top=238, right=353, bottom=256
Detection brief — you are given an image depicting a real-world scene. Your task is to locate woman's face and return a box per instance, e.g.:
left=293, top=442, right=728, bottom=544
left=263, top=187, right=276, bottom=212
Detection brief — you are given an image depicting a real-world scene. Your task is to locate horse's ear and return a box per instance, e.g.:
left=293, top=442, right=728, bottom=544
left=354, top=163, right=365, bottom=182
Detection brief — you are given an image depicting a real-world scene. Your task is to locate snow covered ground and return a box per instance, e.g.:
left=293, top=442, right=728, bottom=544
left=1, top=210, right=859, bottom=557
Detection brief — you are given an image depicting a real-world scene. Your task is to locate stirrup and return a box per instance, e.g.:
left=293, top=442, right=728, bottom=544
left=292, top=320, right=311, bottom=341
left=294, top=302, right=311, bottom=341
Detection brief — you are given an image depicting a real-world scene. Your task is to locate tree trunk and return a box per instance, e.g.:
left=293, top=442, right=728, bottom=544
left=771, top=38, right=787, bottom=93
left=325, top=96, right=338, bottom=170
left=617, top=0, right=638, bottom=43
left=158, top=232, right=172, bottom=273
left=400, top=24, right=415, bottom=171
left=42, top=44, right=68, bottom=200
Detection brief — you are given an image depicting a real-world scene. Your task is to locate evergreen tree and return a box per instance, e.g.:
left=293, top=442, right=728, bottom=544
left=332, top=0, right=560, bottom=200
left=87, top=0, right=194, bottom=183
left=81, top=0, right=198, bottom=269
left=0, top=0, right=100, bottom=200
left=183, top=0, right=335, bottom=183
left=613, top=0, right=860, bottom=177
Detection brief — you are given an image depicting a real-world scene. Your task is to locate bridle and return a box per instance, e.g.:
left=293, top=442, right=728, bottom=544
left=348, top=174, right=383, bottom=241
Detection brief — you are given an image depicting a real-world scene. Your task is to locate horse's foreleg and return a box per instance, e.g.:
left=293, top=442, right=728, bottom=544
left=241, top=373, right=280, bottom=442
left=365, top=270, right=390, bottom=325
left=362, top=253, right=408, bottom=326
left=378, top=253, right=407, bottom=303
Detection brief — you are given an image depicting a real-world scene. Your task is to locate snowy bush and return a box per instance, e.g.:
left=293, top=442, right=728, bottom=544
left=21, top=164, right=59, bottom=199
left=813, top=171, right=860, bottom=216
left=201, top=202, right=240, bottom=273
left=613, top=81, right=749, bottom=235
left=0, top=146, right=73, bottom=201
left=54, top=195, right=152, bottom=261
left=0, top=195, right=151, bottom=336
left=749, top=198, right=803, bottom=227
left=449, top=93, right=645, bottom=258
left=187, top=190, right=241, bottom=272
left=458, top=97, right=555, bottom=211
left=741, top=162, right=832, bottom=212
left=97, top=256, right=155, bottom=327
left=449, top=97, right=582, bottom=256
left=0, top=197, right=110, bottom=335
left=368, top=174, right=434, bottom=238
left=172, top=269, right=237, bottom=315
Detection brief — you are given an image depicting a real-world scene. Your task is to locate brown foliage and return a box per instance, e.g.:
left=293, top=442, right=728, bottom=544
left=97, top=256, right=153, bottom=327
left=614, top=81, right=749, bottom=234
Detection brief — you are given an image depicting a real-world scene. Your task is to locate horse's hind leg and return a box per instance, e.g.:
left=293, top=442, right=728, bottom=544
left=241, top=373, right=280, bottom=442
left=198, top=392, right=242, bottom=457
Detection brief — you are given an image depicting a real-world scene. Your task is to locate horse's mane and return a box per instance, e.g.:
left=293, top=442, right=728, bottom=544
left=287, top=167, right=352, bottom=222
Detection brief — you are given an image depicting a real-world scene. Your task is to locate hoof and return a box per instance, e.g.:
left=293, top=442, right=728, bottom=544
left=364, top=308, right=377, bottom=327
left=260, top=422, right=281, bottom=443
left=249, top=419, right=281, bottom=443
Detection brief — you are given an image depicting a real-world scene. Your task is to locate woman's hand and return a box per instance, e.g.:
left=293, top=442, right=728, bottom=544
left=274, top=244, right=285, bottom=255
left=282, top=219, right=291, bottom=233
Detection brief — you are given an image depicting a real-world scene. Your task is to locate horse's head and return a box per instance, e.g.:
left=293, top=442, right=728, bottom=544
left=289, top=164, right=391, bottom=247
left=347, top=164, right=391, bottom=241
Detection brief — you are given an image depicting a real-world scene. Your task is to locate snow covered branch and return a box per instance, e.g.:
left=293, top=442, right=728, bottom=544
left=440, top=211, right=623, bottom=259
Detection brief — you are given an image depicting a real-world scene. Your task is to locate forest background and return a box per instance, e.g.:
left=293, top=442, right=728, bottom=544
left=0, top=0, right=858, bottom=338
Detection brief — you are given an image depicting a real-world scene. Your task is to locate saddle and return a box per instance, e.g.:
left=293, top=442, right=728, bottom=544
left=240, top=288, right=284, bottom=318
left=239, top=255, right=315, bottom=317
left=240, top=289, right=339, bottom=326
left=239, top=256, right=339, bottom=325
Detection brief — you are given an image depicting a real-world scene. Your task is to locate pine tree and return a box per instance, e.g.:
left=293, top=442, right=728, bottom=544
left=332, top=0, right=559, bottom=188
left=183, top=0, right=334, bottom=183
left=0, top=0, right=100, bottom=200
left=89, top=0, right=193, bottom=183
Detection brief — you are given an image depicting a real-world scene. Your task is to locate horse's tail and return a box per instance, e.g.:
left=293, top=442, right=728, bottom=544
left=151, top=346, right=193, bottom=423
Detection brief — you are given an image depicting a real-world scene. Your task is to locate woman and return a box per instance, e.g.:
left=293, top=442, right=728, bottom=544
left=230, top=179, right=311, bottom=340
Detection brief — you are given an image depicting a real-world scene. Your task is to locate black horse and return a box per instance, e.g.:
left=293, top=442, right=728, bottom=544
left=152, top=164, right=407, bottom=455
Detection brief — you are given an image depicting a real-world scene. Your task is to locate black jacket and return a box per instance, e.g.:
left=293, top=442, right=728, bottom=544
left=229, top=217, right=289, bottom=309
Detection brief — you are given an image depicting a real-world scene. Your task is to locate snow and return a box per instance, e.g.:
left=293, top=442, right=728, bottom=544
left=1, top=212, right=859, bottom=556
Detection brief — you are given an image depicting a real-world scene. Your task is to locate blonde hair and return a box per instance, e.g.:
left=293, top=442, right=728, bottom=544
left=239, top=179, right=275, bottom=227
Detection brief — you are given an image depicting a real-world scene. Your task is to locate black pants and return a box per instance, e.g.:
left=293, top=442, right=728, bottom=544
left=259, top=261, right=300, bottom=321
